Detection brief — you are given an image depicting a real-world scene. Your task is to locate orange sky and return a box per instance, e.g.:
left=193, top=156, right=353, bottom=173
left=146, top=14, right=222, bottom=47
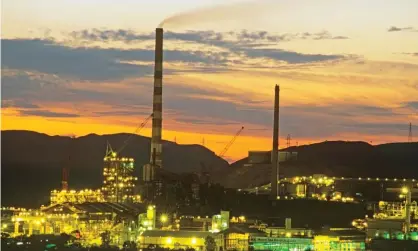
left=1, top=0, right=418, bottom=161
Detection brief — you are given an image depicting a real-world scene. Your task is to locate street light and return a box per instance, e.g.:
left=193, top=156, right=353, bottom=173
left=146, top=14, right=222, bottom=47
left=402, top=187, right=409, bottom=194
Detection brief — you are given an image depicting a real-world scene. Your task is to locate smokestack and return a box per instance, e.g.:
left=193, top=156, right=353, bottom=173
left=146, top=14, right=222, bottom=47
left=270, top=85, right=280, bottom=199
left=150, top=28, right=163, bottom=168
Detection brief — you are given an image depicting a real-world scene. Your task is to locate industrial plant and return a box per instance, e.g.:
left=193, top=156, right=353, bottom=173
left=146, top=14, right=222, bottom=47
left=1, top=27, right=418, bottom=251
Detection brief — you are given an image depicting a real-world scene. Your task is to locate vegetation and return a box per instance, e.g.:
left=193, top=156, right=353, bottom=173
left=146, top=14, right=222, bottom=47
left=204, top=236, right=216, bottom=251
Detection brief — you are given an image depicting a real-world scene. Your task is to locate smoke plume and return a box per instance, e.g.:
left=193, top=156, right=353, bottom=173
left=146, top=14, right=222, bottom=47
left=158, top=0, right=276, bottom=28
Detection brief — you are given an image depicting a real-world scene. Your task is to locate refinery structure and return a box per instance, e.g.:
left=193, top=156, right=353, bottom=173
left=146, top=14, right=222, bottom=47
left=2, top=27, right=418, bottom=251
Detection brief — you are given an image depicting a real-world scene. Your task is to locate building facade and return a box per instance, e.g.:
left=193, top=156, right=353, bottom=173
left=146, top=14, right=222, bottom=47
left=103, top=153, right=139, bottom=203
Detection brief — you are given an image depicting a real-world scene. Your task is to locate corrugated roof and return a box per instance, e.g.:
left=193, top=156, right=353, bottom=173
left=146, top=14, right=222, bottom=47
left=141, top=230, right=212, bottom=238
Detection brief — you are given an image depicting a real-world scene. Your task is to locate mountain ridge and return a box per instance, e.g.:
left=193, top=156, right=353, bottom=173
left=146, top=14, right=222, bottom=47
left=1, top=130, right=417, bottom=207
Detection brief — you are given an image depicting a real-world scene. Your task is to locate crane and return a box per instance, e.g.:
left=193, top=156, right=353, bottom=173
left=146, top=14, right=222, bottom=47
left=106, top=113, right=153, bottom=157
left=218, top=126, right=244, bottom=159
left=200, top=126, right=244, bottom=180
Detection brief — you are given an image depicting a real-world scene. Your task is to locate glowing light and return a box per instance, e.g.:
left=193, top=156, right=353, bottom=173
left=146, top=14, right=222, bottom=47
left=402, top=187, right=409, bottom=194
left=191, top=238, right=197, bottom=245
left=285, top=232, right=292, bottom=238
left=160, top=214, right=168, bottom=223
left=166, top=237, right=172, bottom=244
left=2, top=224, right=7, bottom=228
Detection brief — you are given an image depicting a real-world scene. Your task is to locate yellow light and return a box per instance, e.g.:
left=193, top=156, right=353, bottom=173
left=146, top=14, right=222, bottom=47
left=166, top=237, right=172, bottom=244
left=401, top=187, right=409, bottom=194
left=2, top=223, right=7, bottom=228
left=160, top=214, right=168, bottom=223
left=285, top=232, right=292, bottom=238
left=191, top=238, right=197, bottom=245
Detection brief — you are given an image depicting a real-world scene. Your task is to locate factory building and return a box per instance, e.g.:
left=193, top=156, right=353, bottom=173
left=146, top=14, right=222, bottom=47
left=245, top=151, right=297, bottom=167
left=50, top=189, right=105, bottom=204
left=102, top=152, right=140, bottom=203
left=138, top=230, right=211, bottom=250
left=215, top=225, right=266, bottom=251
left=4, top=203, right=150, bottom=246
left=211, top=211, right=230, bottom=233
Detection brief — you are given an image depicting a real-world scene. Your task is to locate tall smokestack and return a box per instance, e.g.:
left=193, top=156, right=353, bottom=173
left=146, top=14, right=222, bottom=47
left=270, top=85, right=280, bottom=199
left=150, top=28, right=163, bottom=168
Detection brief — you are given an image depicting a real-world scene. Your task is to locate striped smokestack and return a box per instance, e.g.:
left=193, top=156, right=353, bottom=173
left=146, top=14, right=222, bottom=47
left=151, top=28, right=163, bottom=168
left=270, top=85, right=280, bottom=199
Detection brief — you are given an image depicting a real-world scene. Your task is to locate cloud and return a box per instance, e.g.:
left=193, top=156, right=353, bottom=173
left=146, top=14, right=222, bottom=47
left=174, top=117, right=240, bottom=126
left=1, top=39, right=230, bottom=81
left=69, top=29, right=349, bottom=45
left=1, top=100, right=40, bottom=109
left=388, top=26, right=418, bottom=32
left=2, top=34, right=348, bottom=84
left=402, top=52, right=418, bottom=56
left=403, top=101, right=418, bottom=111
left=240, top=48, right=343, bottom=63
left=19, top=110, right=80, bottom=118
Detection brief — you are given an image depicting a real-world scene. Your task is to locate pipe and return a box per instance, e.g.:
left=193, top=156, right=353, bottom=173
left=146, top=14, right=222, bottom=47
left=270, top=85, right=280, bottom=199
left=150, top=28, right=163, bottom=168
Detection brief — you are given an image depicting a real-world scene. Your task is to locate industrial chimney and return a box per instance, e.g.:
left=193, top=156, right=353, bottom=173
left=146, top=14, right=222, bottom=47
left=150, top=28, right=163, bottom=168
left=270, top=85, right=280, bottom=199
left=143, top=28, right=163, bottom=182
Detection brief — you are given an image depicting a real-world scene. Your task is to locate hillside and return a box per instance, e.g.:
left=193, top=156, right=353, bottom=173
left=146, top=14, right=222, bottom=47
left=1, top=130, right=228, bottom=207
left=217, top=141, right=418, bottom=188
left=2, top=131, right=417, bottom=207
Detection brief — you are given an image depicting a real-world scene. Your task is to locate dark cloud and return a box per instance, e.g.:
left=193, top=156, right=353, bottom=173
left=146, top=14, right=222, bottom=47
left=2, top=39, right=150, bottom=81
left=388, top=26, right=418, bottom=32
left=403, top=101, right=418, bottom=111
left=3, top=70, right=413, bottom=139
left=92, top=110, right=150, bottom=117
left=1, top=39, right=228, bottom=81
left=174, top=117, right=239, bottom=126
left=1, top=100, right=40, bottom=109
left=240, top=48, right=343, bottom=64
left=68, top=29, right=347, bottom=65
left=70, top=29, right=349, bottom=45
left=19, top=109, right=80, bottom=118
left=339, top=122, right=418, bottom=137
left=69, top=29, right=154, bottom=43
left=2, top=34, right=347, bottom=84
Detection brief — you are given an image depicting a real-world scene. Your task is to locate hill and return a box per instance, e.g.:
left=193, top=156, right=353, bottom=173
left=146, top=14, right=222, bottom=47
left=1, top=130, right=228, bottom=207
left=2, top=130, right=417, bottom=207
left=216, top=141, right=418, bottom=188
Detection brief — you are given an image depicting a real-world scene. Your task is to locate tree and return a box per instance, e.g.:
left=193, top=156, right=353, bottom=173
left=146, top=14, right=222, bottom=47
left=100, top=231, right=111, bottom=247
left=204, top=236, right=216, bottom=251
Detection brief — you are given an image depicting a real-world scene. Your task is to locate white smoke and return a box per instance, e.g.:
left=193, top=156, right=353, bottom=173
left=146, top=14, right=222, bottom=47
left=158, top=0, right=277, bottom=28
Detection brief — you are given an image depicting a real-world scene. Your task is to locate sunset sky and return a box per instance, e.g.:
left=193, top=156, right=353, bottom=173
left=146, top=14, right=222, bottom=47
left=2, top=0, right=418, bottom=161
